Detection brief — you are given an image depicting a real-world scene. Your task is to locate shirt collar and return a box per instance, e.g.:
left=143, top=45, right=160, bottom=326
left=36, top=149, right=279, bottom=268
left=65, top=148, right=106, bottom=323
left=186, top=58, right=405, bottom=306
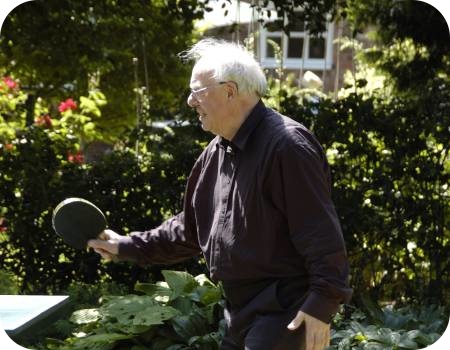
left=218, top=100, right=266, bottom=152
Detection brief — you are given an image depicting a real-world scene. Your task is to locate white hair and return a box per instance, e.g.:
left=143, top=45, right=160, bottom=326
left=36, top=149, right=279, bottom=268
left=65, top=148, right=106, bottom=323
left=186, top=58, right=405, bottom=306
left=180, top=38, right=267, bottom=97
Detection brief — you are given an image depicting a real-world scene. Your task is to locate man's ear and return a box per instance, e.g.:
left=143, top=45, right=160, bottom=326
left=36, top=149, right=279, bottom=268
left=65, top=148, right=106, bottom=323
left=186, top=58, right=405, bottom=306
left=226, top=82, right=238, bottom=99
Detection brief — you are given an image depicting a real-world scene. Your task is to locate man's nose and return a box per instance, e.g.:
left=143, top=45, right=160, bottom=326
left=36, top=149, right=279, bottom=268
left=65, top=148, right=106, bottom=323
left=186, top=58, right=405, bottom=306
left=187, top=92, right=197, bottom=108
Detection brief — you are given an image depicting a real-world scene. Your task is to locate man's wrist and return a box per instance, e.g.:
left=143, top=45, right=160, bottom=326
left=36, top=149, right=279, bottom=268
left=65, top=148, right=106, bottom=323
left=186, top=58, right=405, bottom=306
left=300, top=291, right=340, bottom=324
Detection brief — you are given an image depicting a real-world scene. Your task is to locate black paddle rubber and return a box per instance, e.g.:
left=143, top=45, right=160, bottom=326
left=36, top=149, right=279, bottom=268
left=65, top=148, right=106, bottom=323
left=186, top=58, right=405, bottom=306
left=52, top=197, right=107, bottom=250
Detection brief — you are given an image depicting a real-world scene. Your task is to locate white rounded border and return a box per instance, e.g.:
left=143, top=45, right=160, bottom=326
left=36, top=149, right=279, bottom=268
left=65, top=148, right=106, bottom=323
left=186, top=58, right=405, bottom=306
left=0, top=0, right=448, bottom=349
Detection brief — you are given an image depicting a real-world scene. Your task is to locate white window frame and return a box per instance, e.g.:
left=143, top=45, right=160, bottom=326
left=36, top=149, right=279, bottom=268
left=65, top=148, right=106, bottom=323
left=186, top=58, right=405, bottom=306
left=259, top=21, right=334, bottom=70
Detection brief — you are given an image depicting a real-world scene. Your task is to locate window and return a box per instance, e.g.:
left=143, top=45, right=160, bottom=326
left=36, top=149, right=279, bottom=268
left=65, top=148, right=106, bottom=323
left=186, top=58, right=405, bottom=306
left=287, top=37, right=303, bottom=58
left=260, top=20, right=334, bottom=70
left=309, top=37, right=326, bottom=58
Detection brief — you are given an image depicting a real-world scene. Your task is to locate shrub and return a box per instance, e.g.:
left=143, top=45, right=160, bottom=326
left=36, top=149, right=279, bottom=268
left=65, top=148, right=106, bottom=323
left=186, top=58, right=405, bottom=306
left=0, top=269, right=20, bottom=294
left=41, top=270, right=224, bottom=350
left=26, top=271, right=447, bottom=350
left=278, top=75, right=449, bottom=307
left=0, top=81, right=209, bottom=294
left=330, top=303, right=446, bottom=349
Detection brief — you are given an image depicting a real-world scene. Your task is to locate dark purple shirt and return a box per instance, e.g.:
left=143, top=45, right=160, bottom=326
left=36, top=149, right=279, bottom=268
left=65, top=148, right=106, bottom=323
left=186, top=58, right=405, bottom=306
left=119, top=100, right=352, bottom=322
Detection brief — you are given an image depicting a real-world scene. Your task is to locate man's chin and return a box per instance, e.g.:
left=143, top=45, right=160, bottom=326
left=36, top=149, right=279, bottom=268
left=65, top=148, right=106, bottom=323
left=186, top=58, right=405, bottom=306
left=199, top=120, right=209, bottom=131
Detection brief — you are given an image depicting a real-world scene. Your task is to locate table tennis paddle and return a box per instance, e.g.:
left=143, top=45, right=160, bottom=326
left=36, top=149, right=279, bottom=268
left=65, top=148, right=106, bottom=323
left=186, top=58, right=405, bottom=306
left=52, top=197, right=107, bottom=250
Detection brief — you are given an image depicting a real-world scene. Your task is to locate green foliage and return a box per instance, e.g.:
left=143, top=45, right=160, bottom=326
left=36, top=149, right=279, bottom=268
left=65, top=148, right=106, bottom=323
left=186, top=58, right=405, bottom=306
left=271, top=1, right=450, bottom=305
left=16, top=281, right=132, bottom=349
left=250, top=0, right=337, bottom=34
left=0, top=0, right=205, bottom=139
left=278, top=77, right=449, bottom=305
left=0, top=79, right=208, bottom=294
left=330, top=304, right=446, bottom=349
left=57, top=90, right=108, bottom=145
left=28, top=274, right=446, bottom=350
left=0, top=269, right=20, bottom=294
left=342, top=0, right=450, bottom=91
left=44, top=270, right=223, bottom=350
left=0, top=75, right=28, bottom=139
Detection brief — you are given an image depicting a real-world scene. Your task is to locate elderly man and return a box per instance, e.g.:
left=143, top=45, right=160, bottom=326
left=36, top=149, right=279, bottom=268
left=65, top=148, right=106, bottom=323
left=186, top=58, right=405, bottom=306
left=88, top=38, right=352, bottom=350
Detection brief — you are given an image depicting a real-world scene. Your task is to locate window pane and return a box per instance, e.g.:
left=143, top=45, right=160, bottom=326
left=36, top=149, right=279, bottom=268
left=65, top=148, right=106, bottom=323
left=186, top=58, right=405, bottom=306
left=309, top=37, right=325, bottom=58
left=266, top=37, right=282, bottom=58
left=287, top=37, right=303, bottom=58
left=287, top=12, right=305, bottom=32
left=290, top=18, right=305, bottom=32
left=266, top=20, right=283, bottom=32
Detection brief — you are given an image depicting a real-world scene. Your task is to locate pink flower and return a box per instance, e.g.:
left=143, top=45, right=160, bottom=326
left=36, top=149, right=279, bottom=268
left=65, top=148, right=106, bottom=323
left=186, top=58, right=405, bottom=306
left=58, top=98, right=78, bottom=113
left=35, top=114, right=53, bottom=128
left=67, top=150, right=84, bottom=164
left=2, top=76, right=18, bottom=89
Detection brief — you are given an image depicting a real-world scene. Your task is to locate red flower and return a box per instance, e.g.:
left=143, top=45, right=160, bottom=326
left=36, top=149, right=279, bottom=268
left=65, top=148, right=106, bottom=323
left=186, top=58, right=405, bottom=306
left=3, top=143, right=14, bottom=151
left=2, top=76, right=18, bottom=89
left=67, top=150, right=84, bottom=164
left=58, top=98, right=78, bottom=113
left=35, top=114, right=53, bottom=128
left=0, top=217, right=7, bottom=234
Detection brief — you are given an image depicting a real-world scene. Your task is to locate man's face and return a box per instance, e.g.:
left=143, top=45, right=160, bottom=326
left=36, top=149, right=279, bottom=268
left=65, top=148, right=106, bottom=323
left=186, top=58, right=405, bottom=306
left=187, top=65, right=229, bottom=136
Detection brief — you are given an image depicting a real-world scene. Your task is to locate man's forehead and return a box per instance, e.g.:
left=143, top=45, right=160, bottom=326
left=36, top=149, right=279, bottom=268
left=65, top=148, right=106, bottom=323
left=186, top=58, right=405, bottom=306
left=191, top=64, right=215, bottom=84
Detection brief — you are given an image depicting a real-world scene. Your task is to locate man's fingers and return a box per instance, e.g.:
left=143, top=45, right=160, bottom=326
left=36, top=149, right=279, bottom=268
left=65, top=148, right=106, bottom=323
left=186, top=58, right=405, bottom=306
left=291, top=311, right=331, bottom=349
left=88, top=239, right=110, bottom=250
left=287, top=310, right=304, bottom=330
left=88, top=238, right=119, bottom=255
left=325, top=327, right=331, bottom=348
left=316, top=332, right=325, bottom=350
left=100, top=229, right=122, bottom=240
left=98, top=231, right=109, bottom=240
left=93, top=247, right=113, bottom=260
left=305, top=327, right=315, bottom=350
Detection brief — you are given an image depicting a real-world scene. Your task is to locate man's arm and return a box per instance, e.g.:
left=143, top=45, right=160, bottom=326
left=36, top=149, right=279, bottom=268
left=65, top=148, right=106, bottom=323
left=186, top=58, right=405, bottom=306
left=116, top=211, right=201, bottom=266
left=89, top=155, right=205, bottom=266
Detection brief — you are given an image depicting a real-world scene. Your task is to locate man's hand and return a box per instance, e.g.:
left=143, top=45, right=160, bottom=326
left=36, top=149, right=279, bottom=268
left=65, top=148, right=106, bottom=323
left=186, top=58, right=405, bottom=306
left=287, top=310, right=330, bottom=350
left=88, top=229, right=122, bottom=261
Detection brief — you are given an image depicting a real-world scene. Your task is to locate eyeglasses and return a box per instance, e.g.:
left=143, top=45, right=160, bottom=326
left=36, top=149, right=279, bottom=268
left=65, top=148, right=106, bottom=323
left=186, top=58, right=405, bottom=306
left=189, top=81, right=239, bottom=99
left=189, top=81, right=227, bottom=99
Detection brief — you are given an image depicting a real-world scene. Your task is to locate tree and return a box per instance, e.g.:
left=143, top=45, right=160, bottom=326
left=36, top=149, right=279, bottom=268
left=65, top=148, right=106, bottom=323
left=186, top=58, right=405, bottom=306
left=275, top=0, right=450, bottom=306
left=341, top=0, right=450, bottom=90
left=0, top=0, right=206, bottom=139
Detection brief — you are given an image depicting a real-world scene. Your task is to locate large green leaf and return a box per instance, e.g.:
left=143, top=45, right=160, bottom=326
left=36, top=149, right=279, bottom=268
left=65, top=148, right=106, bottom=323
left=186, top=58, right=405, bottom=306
left=135, top=281, right=172, bottom=302
left=382, top=308, right=412, bottom=330
left=397, top=335, right=419, bottom=349
left=170, top=295, right=194, bottom=315
left=190, top=285, right=222, bottom=305
left=70, top=308, right=101, bottom=325
left=165, top=345, right=190, bottom=350
left=150, top=337, right=180, bottom=350
left=171, top=308, right=210, bottom=340
left=188, top=332, right=221, bottom=349
left=101, top=295, right=155, bottom=326
left=194, top=274, right=216, bottom=287
left=67, top=333, right=133, bottom=350
left=359, top=294, right=385, bottom=325
left=162, top=270, right=198, bottom=299
left=371, top=327, right=401, bottom=345
left=133, top=304, right=180, bottom=326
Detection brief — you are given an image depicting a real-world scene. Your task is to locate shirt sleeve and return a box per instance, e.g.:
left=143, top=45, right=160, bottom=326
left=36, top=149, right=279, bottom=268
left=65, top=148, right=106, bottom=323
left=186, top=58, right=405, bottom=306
left=117, top=157, right=203, bottom=266
left=267, top=128, right=352, bottom=323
